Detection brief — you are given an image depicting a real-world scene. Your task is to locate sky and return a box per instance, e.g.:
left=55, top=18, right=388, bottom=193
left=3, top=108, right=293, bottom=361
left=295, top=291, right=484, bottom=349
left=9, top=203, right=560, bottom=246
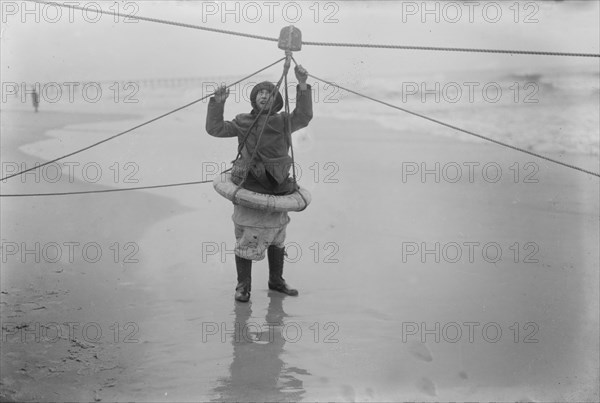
left=1, top=0, right=599, bottom=84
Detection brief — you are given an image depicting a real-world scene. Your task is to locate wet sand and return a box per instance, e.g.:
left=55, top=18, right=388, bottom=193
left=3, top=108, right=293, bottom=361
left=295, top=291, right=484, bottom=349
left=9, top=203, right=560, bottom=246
left=1, top=108, right=599, bottom=401
left=0, top=109, right=192, bottom=401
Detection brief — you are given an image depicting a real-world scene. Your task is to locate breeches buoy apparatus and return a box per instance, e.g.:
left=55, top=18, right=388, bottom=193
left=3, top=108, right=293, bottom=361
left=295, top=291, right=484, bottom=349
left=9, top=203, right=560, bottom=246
left=213, top=25, right=311, bottom=213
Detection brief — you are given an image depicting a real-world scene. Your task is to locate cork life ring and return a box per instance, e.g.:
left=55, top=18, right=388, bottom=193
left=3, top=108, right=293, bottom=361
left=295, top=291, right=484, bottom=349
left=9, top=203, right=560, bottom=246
left=212, top=172, right=311, bottom=212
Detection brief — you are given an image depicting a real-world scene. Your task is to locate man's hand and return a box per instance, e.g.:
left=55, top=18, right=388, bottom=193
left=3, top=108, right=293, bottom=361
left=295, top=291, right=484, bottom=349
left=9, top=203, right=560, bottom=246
left=213, top=84, right=230, bottom=103
left=295, top=65, right=308, bottom=85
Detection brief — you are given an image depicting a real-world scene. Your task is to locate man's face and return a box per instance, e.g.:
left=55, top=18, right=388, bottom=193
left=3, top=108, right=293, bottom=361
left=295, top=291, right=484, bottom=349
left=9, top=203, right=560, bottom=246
left=256, top=89, right=274, bottom=110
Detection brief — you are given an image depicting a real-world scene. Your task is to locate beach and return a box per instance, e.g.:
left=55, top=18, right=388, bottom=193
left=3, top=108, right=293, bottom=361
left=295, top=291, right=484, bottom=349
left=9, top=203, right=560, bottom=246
left=1, top=0, right=599, bottom=400
left=1, top=109, right=188, bottom=401
left=1, top=98, right=598, bottom=401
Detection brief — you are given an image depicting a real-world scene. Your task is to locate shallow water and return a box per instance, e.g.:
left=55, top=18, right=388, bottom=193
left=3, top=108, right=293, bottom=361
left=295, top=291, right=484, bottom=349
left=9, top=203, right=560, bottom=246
left=73, top=116, right=597, bottom=402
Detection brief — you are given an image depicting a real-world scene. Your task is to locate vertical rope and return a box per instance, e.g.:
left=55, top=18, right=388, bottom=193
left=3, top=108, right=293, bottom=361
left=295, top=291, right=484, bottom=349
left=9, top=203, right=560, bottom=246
left=283, top=54, right=309, bottom=210
left=283, top=61, right=298, bottom=185
left=231, top=66, right=289, bottom=202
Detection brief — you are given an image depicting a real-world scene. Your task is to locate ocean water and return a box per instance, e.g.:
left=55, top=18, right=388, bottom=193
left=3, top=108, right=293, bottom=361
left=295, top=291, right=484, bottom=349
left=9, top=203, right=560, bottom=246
left=317, top=66, right=600, bottom=156
left=7, top=65, right=597, bottom=160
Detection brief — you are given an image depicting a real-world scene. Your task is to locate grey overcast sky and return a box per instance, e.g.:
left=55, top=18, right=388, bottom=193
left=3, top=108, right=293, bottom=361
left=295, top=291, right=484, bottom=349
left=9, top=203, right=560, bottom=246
left=1, top=0, right=598, bottom=83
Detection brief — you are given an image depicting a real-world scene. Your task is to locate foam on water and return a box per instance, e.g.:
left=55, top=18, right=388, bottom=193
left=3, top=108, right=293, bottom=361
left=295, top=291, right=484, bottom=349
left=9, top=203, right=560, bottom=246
left=318, top=67, right=599, bottom=156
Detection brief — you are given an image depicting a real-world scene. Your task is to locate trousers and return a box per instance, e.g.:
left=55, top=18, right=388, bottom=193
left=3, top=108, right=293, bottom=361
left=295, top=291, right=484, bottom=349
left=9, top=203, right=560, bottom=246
left=232, top=204, right=290, bottom=261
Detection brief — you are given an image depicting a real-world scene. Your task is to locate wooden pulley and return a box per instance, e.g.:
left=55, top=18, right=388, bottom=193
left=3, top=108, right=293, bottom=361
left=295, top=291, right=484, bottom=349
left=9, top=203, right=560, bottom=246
left=278, top=26, right=302, bottom=52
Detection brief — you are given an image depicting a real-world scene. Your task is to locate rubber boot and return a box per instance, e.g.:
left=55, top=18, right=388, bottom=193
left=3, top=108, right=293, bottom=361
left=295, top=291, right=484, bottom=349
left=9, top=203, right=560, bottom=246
left=267, top=245, right=298, bottom=296
left=235, top=255, right=252, bottom=302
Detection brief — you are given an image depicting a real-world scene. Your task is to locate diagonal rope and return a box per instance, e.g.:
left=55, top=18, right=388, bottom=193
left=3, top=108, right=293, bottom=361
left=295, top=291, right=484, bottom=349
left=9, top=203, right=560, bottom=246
left=298, top=64, right=600, bottom=178
left=0, top=58, right=285, bottom=182
left=28, top=0, right=600, bottom=58
left=232, top=76, right=287, bottom=163
left=31, top=0, right=279, bottom=43
left=0, top=180, right=213, bottom=197
left=231, top=62, right=290, bottom=199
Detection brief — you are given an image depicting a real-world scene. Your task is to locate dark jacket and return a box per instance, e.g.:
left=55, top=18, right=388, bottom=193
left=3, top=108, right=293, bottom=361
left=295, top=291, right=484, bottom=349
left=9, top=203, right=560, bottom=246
left=206, top=84, right=313, bottom=195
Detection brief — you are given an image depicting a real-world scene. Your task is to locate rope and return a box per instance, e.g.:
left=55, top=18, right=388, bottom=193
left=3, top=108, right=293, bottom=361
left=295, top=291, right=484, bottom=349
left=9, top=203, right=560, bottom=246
left=283, top=66, right=309, bottom=211
left=28, top=0, right=599, bottom=58
left=283, top=67, right=296, bottom=182
left=30, top=0, right=278, bottom=44
left=232, top=77, right=286, bottom=164
left=231, top=63, right=289, bottom=201
left=231, top=54, right=308, bottom=209
left=0, top=180, right=212, bottom=197
left=302, top=41, right=600, bottom=58
left=0, top=57, right=285, bottom=182
left=297, top=64, right=600, bottom=178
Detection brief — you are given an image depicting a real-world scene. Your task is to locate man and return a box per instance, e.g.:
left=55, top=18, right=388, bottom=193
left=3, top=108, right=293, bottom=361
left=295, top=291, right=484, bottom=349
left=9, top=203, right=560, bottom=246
left=206, top=65, right=312, bottom=302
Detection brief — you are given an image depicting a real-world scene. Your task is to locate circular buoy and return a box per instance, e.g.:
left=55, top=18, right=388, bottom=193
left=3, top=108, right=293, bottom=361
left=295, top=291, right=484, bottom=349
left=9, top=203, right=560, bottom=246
left=213, top=172, right=311, bottom=212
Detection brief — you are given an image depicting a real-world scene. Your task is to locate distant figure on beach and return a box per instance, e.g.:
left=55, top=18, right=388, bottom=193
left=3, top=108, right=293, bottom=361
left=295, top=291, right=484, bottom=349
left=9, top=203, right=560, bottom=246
left=206, top=65, right=313, bottom=302
left=31, top=86, right=39, bottom=113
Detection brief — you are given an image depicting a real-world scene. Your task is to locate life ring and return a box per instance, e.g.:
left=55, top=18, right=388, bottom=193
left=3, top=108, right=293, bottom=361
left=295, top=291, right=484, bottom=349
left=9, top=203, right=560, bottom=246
left=213, top=172, right=311, bottom=212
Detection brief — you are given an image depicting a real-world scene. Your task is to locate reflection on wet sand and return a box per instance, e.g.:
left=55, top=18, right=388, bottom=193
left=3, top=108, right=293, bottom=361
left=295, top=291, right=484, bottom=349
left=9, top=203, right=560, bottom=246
left=212, top=292, right=308, bottom=402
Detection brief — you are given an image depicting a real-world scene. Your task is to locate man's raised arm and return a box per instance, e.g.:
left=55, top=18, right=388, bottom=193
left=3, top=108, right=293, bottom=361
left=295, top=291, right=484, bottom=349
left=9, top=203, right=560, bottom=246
left=289, top=65, right=313, bottom=132
left=206, top=85, right=238, bottom=138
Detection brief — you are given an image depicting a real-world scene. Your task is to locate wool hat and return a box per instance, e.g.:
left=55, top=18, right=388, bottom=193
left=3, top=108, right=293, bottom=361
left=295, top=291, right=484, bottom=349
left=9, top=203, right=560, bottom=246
left=250, top=81, right=284, bottom=114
